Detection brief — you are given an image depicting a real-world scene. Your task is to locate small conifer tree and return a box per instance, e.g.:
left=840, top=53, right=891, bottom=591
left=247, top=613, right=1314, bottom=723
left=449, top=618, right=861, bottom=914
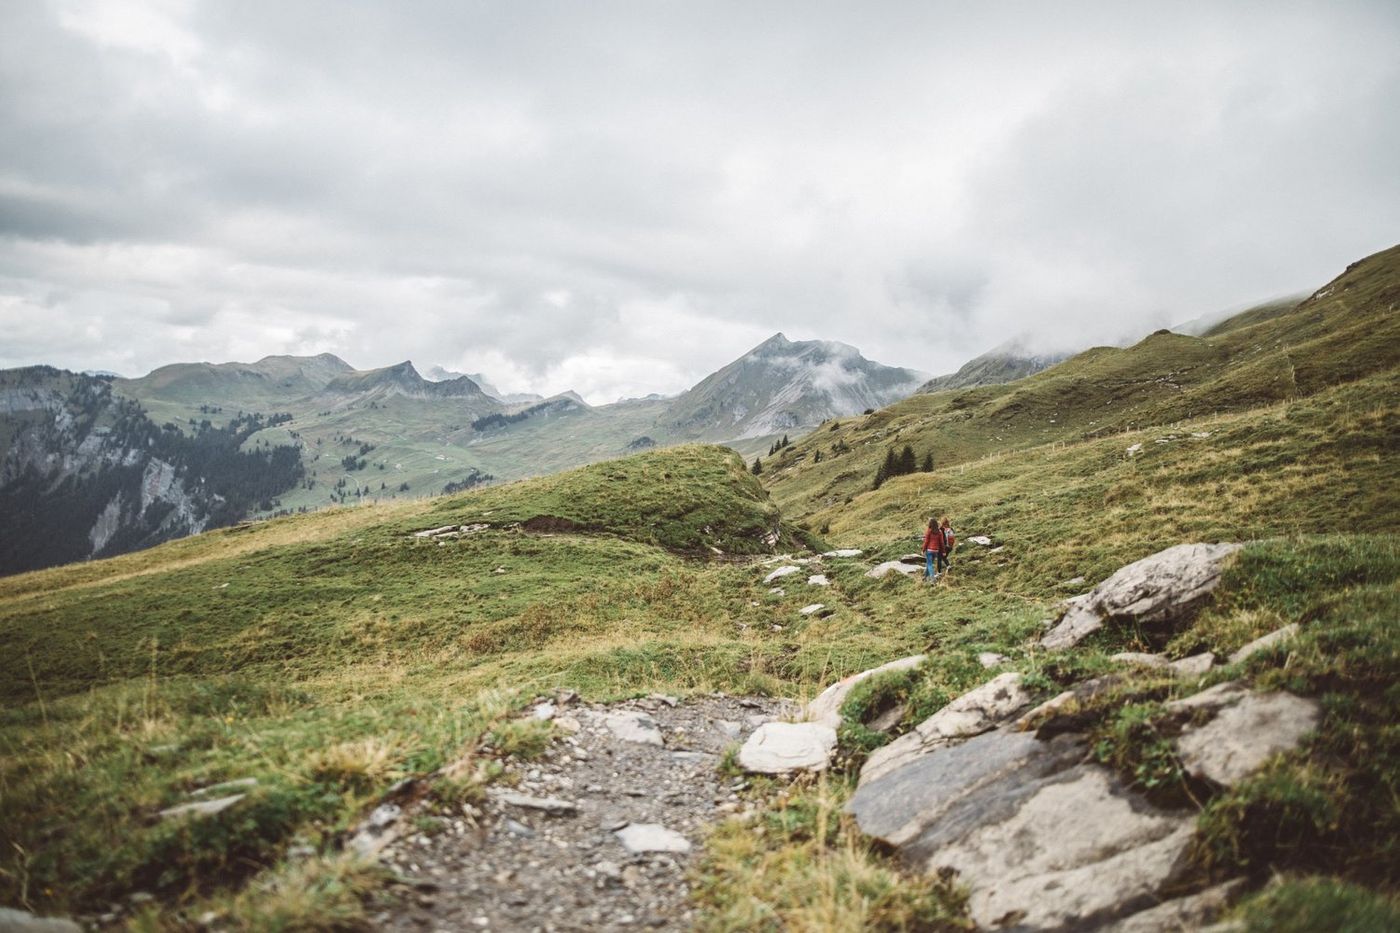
left=752, top=456, right=763, bottom=475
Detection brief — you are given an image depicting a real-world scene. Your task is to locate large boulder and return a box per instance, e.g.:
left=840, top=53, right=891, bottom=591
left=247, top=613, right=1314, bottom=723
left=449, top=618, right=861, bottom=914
left=860, top=672, right=1034, bottom=784
left=1042, top=543, right=1242, bottom=650
left=804, top=654, right=926, bottom=728
left=848, top=730, right=1195, bottom=931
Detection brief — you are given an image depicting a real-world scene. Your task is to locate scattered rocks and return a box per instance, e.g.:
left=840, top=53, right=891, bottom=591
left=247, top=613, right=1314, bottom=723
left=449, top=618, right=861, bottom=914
left=1042, top=543, right=1243, bottom=650
left=615, top=823, right=692, bottom=854
left=763, top=565, right=802, bottom=583
left=861, top=672, right=1034, bottom=784
left=1176, top=690, right=1322, bottom=786
left=1228, top=623, right=1300, bottom=665
left=806, top=573, right=829, bottom=586
left=738, top=721, right=838, bottom=773
left=379, top=695, right=786, bottom=932
left=158, top=793, right=247, bottom=822
left=804, top=654, right=927, bottom=729
left=603, top=711, right=664, bottom=746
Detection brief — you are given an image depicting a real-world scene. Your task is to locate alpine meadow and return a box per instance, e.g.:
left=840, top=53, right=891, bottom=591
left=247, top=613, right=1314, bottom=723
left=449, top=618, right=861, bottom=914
left=2, top=245, right=1397, bottom=930
left=3, top=3, right=1400, bottom=930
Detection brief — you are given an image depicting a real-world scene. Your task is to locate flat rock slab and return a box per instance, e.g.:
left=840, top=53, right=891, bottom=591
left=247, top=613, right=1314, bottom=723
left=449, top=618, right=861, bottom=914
left=0, top=908, right=82, bottom=933
left=614, top=823, right=691, bottom=854
left=1177, top=690, right=1321, bottom=786
left=798, top=603, right=826, bottom=616
left=1228, top=623, right=1300, bottom=664
left=861, top=672, right=1033, bottom=785
left=804, top=654, right=927, bottom=728
left=967, top=535, right=994, bottom=546
left=977, top=652, right=1010, bottom=669
left=806, top=574, right=829, bottom=586
left=603, top=711, right=664, bottom=746
left=849, top=729, right=1195, bottom=931
left=763, top=565, right=802, bottom=583
left=1043, top=542, right=1242, bottom=650
left=821, top=548, right=864, bottom=558
left=866, top=560, right=921, bottom=579
left=739, top=721, right=837, bottom=773
left=159, top=793, right=246, bottom=821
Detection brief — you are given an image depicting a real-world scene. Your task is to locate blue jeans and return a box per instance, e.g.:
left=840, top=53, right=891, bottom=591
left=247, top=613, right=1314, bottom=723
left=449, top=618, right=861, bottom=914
left=925, top=550, right=936, bottom=578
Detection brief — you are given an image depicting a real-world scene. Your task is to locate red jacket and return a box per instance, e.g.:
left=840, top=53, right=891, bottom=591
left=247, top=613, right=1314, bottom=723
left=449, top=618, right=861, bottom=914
left=923, top=527, right=942, bottom=553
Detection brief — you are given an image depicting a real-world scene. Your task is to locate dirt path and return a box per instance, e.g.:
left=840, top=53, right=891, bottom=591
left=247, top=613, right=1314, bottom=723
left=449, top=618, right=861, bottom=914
left=377, top=694, right=793, bottom=932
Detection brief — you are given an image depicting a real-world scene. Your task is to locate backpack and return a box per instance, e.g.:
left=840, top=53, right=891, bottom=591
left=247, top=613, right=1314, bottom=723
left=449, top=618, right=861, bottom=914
left=941, top=528, right=956, bottom=552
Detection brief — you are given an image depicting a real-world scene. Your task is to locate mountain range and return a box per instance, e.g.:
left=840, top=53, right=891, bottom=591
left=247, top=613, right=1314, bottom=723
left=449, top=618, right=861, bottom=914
left=3, top=265, right=1359, bottom=578
left=0, top=333, right=937, bottom=574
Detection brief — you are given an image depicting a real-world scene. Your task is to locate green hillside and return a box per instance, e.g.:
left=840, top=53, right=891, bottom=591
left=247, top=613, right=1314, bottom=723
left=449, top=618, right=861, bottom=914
left=1, top=247, right=1397, bottom=929
left=764, top=244, right=1400, bottom=523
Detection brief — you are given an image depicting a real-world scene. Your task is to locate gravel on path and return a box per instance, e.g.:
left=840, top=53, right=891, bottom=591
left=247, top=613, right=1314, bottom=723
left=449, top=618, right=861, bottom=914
left=378, top=694, right=793, bottom=932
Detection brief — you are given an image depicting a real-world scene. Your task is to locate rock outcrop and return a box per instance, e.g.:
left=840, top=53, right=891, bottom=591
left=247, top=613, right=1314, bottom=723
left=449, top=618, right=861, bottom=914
left=860, top=672, right=1033, bottom=783
left=1042, top=543, right=1242, bottom=649
left=846, top=663, right=1320, bottom=930
left=804, top=655, right=926, bottom=729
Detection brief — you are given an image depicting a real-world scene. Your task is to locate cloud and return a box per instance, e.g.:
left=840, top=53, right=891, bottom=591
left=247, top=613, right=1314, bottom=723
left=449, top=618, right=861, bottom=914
left=1, top=1, right=1397, bottom=401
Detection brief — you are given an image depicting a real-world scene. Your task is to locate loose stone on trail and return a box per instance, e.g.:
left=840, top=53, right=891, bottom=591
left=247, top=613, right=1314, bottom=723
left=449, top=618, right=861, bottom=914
left=739, top=721, right=838, bottom=773
left=603, top=711, right=664, bottom=746
left=614, top=823, right=692, bottom=854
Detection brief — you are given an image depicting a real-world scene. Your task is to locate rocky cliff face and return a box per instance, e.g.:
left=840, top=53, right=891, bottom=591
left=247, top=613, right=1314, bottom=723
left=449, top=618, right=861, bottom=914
left=0, top=367, right=302, bottom=576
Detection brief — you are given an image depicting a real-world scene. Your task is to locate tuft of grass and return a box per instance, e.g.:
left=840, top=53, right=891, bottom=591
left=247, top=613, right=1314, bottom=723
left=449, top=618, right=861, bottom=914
left=1230, top=876, right=1400, bottom=933
left=693, top=776, right=970, bottom=932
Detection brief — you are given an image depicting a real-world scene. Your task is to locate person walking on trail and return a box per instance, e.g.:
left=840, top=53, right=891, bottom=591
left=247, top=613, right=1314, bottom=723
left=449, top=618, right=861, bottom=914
left=923, top=516, right=957, bottom=582
left=922, top=517, right=941, bottom=581
left=936, top=516, right=956, bottom=576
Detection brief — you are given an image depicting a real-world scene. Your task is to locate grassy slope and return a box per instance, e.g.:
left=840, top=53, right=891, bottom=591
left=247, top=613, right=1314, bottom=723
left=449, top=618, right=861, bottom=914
left=764, top=244, right=1400, bottom=524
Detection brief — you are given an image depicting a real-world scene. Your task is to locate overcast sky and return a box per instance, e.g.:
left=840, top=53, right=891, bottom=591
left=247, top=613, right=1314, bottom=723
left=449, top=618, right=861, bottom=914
left=2, top=1, right=1397, bottom=402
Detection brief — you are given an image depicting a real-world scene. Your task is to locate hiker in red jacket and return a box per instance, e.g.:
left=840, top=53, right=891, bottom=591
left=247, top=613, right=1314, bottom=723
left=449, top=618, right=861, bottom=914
left=923, top=516, right=956, bottom=582
left=922, top=517, right=941, bottom=581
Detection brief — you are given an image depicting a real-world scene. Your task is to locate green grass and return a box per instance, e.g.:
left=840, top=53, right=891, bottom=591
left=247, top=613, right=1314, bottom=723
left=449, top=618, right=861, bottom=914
left=3, top=245, right=1399, bottom=929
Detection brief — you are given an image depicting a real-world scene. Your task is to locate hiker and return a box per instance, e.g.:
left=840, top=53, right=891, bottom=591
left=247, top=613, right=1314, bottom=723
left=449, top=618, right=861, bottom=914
left=936, top=516, right=956, bottom=575
left=922, top=517, right=941, bottom=581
